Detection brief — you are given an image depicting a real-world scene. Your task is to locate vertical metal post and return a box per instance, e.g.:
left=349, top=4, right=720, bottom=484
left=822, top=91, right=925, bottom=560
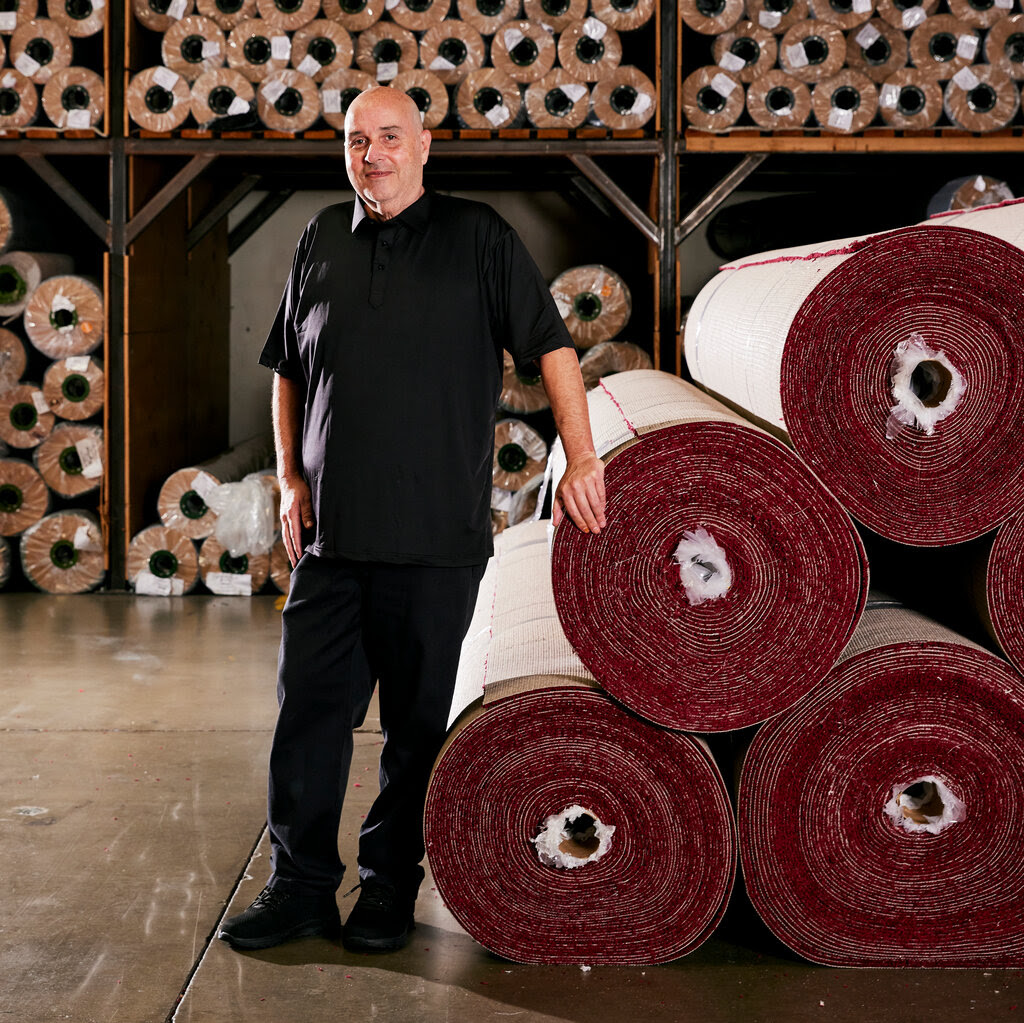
left=659, top=0, right=679, bottom=374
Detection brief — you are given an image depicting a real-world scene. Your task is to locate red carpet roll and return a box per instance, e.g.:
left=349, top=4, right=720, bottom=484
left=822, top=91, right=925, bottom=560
left=740, top=601, right=1024, bottom=967
left=20, top=509, right=103, bottom=593
left=0, top=457, right=48, bottom=535
left=550, top=370, right=867, bottom=733
left=983, top=515, right=1024, bottom=676
left=128, top=524, right=200, bottom=595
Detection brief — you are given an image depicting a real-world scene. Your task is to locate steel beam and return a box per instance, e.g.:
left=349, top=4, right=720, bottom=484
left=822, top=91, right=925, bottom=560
left=19, top=153, right=110, bottom=243
left=187, top=174, right=261, bottom=251
left=228, top=189, right=295, bottom=255
left=674, top=153, right=768, bottom=247
left=125, top=153, right=217, bottom=246
left=568, top=154, right=658, bottom=244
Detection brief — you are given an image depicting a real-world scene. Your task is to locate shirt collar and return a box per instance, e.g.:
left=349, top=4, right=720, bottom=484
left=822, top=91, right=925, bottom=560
left=351, top=191, right=432, bottom=234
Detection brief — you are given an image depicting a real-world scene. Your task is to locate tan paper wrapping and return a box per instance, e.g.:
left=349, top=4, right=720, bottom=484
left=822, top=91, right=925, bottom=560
left=0, top=383, right=54, bottom=449
left=522, top=0, right=586, bottom=32
left=811, top=68, right=878, bottom=131
left=257, top=68, right=321, bottom=130
left=132, top=0, right=196, bottom=33
left=23, top=275, right=103, bottom=359
left=127, top=66, right=192, bottom=130
left=985, top=15, right=1024, bottom=80
left=289, top=19, right=352, bottom=81
left=256, top=0, right=321, bottom=29
left=226, top=19, right=292, bottom=81
left=455, top=0, right=521, bottom=35
left=590, top=0, right=653, bottom=30
left=875, top=0, right=938, bottom=31
left=418, top=20, right=485, bottom=84
left=877, top=65, right=944, bottom=126
left=0, top=252, right=73, bottom=318
left=579, top=340, right=652, bottom=389
left=680, top=0, right=743, bottom=34
left=20, top=509, right=103, bottom=593
left=778, top=20, right=846, bottom=82
left=549, top=264, right=631, bottom=348
left=198, top=534, right=269, bottom=592
left=557, top=18, right=621, bottom=82
left=812, top=0, right=874, bottom=30
left=742, top=0, right=809, bottom=34
left=388, top=0, right=449, bottom=31
left=845, top=17, right=909, bottom=82
left=321, top=0, right=384, bottom=32
left=455, top=67, right=522, bottom=128
left=0, top=457, right=48, bottom=535
left=508, top=473, right=541, bottom=525
left=45, top=0, right=103, bottom=36
left=32, top=422, right=102, bottom=497
left=908, top=15, right=979, bottom=81
left=0, top=328, right=26, bottom=381
left=682, top=65, right=745, bottom=130
left=269, top=536, right=291, bottom=592
left=388, top=68, right=448, bottom=127
left=190, top=66, right=255, bottom=123
left=592, top=64, right=656, bottom=128
left=493, top=418, right=547, bottom=491
left=943, top=62, right=1018, bottom=130
left=9, top=18, right=72, bottom=84
left=354, top=21, right=417, bottom=82
left=161, top=15, right=227, bottom=81
left=41, top=355, right=103, bottom=420
left=498, top=350, right=549, bottom=413
left=127, top=524, right=200, bottom=594
left=0, top=68, right=38, bottom=128
left=947, top=0, right=1008, bottom=28
left=746, top=68, right=812, bottom=128
left=319, top=66, right=374, bottom=126
left=712, top=20, right=777, bottom=83
left=196, top=0, right=258, bottom=30
left=490, top=19, right=556, bottom=83
left=524, top=68, right=589, bottom=127
left=0, top=0, right=38, bottom=33
left=41, top=66, right=104, bottom=128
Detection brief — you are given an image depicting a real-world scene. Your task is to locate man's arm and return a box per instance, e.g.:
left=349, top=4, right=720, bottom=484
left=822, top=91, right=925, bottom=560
left=273, top=372, right=314, bottom=566
left=539, top=346, right=607, bottom=535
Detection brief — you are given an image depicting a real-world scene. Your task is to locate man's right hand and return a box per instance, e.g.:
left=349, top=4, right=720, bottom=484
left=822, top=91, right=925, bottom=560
left=280, top=475, right=314, bottom=567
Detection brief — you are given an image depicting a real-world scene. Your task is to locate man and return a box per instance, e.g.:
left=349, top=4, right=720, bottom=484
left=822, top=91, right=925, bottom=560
left=219, top=87, right=606, bottom=954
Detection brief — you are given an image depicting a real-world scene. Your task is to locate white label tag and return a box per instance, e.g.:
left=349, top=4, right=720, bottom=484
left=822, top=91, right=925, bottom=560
left=485, top=103, right=510, bottom=126
left=855, top=22, right=881, bottom=47
left=429, top=55, right=455, bottom=70
left=167, top=0, right=186, bottom=18
left=974, top=174, right=988, bottom=191
left=386, top=0, right=399, bottom=7
left=152, top=66, right=180, bottom=90
left=718, top=50, right=746, bottom=71
left=758, top=10, right=781, bottom=27
left=0, top=12, right=17, bottom=28
left=322, top=88, right=341, bottom=112
left=14, top=54, right=40, bottom=77
left=297, top=53, right=321, bottom=76
left=786, top=43, right=809, bottom=68
left=66, top=108, right=92, bottom=128
left=631, top=93, right=653, bottom=115
left=880, top=83, right=899, bottom=107
left=376, top=60, right=398, bottom=81
left=191, top=470, right=219, bottom=500
left=773, top=101, right=793, bottom=116
left=227, top=95, right=249, bottom=115
left=710, top=72, right=737, bottom=96
left=76, top=436, right=103, bottom=478
left=552, top=294, right=571, bottom=318
left=201, top=41, right=220, bottom=58
left=31, top=390, right=49, bottom=414
left=582, top=16, right=607, bottom=39
left=901, top=5, right=926, bottom=28
left=207, top=571, right=252, bottom=595
left=270, top=35, right=290, bottom=60
left=73, top=523, right=102, bottom=551
left=953, top=65, right=980, bottom=89
left=491, top=486, right=513, bottom=512
left=136, top=570, right=172, bottom=596
left=92, top=0, right=104, bottom=9
left=503, top=27, right=525, bottom=49
left=0, top=72, right=16, bottom=88
left=828, top=107, right=854, bottom=129
left=262, top=77, right=286, bottom=103
left=52, top=292, right=76, bottom=313
left=559, top=82, right=588, bottom=102
left=66, top=356, right=90, bottom=371
left=852, top=0, right=871, bottom=11
left=956, top=34, right=979, bottom=59
left=995, top=0, right=1013, bottom=9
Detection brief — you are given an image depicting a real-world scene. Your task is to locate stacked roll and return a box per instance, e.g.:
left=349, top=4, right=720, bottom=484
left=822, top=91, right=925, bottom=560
left=549, top=264, right=631, bottom=349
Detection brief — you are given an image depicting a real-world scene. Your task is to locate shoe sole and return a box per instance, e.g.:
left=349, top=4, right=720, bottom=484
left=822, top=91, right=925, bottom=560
left=342, top=922, right=414, bottom=953
left=219, top=918, right=342, bottom=951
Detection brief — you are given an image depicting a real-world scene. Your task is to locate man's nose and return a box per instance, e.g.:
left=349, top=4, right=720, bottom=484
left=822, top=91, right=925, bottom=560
left=363, top=141, right=380, bottom=163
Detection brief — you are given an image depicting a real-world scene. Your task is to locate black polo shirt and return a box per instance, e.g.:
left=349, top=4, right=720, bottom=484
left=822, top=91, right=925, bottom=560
left=259, top=190, right=573, bottom=566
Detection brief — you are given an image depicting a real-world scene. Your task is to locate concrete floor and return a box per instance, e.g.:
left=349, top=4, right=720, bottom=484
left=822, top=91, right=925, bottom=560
left=0, top=594, right=1019, bottom=1023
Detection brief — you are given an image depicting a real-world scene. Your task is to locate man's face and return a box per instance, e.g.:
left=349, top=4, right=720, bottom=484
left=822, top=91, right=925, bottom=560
left=344, top=89, right=430, bottom=216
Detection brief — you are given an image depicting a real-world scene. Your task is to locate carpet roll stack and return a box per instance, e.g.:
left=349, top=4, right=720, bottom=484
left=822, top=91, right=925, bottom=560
left=425, top=520, right=737, bottom=964
left=549, top=264, right=631, bottom=349
left=33, top=422, right=103, bottom=497
left=975, top=515, right=1024, bottom=676
left=198, top=534, right=270, bottom=593
left=127, top=523, right=201, bottom=595
left=0, top=456, right=49, bottom=538
left=20, top=508, right=104, bottom=593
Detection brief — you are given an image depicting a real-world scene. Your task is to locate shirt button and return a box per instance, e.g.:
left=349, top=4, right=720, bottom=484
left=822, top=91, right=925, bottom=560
left=376, top=263, right=385, bottom=270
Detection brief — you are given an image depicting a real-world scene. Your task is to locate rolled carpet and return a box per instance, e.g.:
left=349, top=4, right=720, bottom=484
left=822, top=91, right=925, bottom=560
left=0, top=252, right=73, bottom=319
left=0, top=457, right=49, bottom=536
left=740, top=600, right=1024, bottom=967
left=0, top=533, right=9, bottom=587
left=492, top=418, right=547, bottom=492
left=549, top=370, right=867, bottom=733
left=578, top=340, right=652, bottom=389
left=198, top=534, right=269, bottom=593
left=980, top=515, right=1024, bottom=677
left=127, top=523, right=200, bottom=595
left=32, top=422, right=103, bottom=497
left=498, top=350, right=549, bottom=414
left=20, top=508, right=103, bottom=593
left=41, top=355, right=104, bottom=420
left=0, top=382, right=55, bottom=450
left=23, top=274, right=103, bottom=359
left=549, top=264, right=631, bottom=349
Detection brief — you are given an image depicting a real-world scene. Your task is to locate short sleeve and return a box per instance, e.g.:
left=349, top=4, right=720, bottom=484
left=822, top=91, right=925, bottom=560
left=258, top=227, right=308, bottom=380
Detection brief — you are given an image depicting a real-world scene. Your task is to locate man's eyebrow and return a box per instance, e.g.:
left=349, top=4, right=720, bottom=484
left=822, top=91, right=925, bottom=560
left=345, top=124, right=404, bottom=138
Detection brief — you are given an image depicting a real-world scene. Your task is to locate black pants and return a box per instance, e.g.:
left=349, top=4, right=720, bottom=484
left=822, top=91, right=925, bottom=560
left=266, top=553, right=484, bottom=899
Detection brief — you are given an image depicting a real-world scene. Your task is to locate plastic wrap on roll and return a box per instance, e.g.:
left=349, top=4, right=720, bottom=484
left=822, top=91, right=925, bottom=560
left=682, top=65, right=745, bottom=130
left=128, top=524, right=200, bottom=595
left=490, top=501, right=508, bottom=535
left=46, top=0, right=103, bottom=37
left=578, top=340, right=652, bottom=389
left=549, top=264, right=630, bottom=348
left=23, top=275, right=102, bottom=359
left=740, top=602, right=1024, bottom=967
left=9, top=19, right=72, bottom=84
left=190, top=67, right=255, bottom=123
left=388, top=68, right=448, bottom=127
left=289, top=19, right=352, bottom=82
left=0, top=0, right=38, bottom=33
left=161, top=15, right=227, bottom=82
left=679, top=0, right=743, bottom=34
left=523, top=69, right=589, bottom=127
left=592, top=65, right=656, bottom=128
left=741, top=0, right=809, bottom=34
left=32, top=422, right=102, bottom=497
left=712, top=20, right=777, bottom=83
left=812, top=0, right=874, bottom=29
left=257, top=68, right=320, bottom=131
left=507, top=472, right=541, bottom=525
left=0, top=252, right=73, bottom=318
left=455, top=68, right=522, bottom=128
left=498, top=350, right=549, bottom=413
left=0, top=533, right=9, bottom=587
left=948, top=0, right=1011, bottom=28
left=21, top=509, right=103, bottom=593
left=490, top=19, right=556, bottom=83
left=42, top=355, right=103, bottom=420
left=845, top=17, right=909, bottom=82
left=0, top=328, right=26, bottom=382
left=127, top=66, right=192, bottom=130
left=778, top=20, right=846, bottom=82
left=455, top=0, right=520, bottom=34
left=877, top=65, right=942, bottom=125
left=0, top=457, right=48, bottom=535
left=908, top=14, right=979, bottom=81
left=256, top=0, right=320, bottom=29
left=590, top=0, right=653, bottom=30
left=0, top=383, right=54, bottom=449
left=41, top=66, right=104, bottom=128
left=811, top=69, right=878, bottom=131
left=549, top=371, right=867, bottom=732
left=927, top=174, right=1015, bottom=214
left=226, top=19, right=292, bottom=82
left=132, top=0, right=195, bottom=33
left=418, top=20, right=485, bottom=84
left=522, top=0, right=586, bottom=31
left=321, top=0, right=383, bottom=31
left=269, top=536, right=291, bottom=593
left=985, top=15, right=1024, bottom=79
left=196, top=0, right=258, bottom=29
left=0, top=68, right=38, bottom=128
left=557, top=18, right=621, bottom=82
left=387, top=0, right=448, bottom=30
left=944, top=62, right=1019, bottom=130
left=493, top=418, right=547, bottom=491
left=875, top=0, right=938, bottom=30
left=198, top=534, right=269, bottom=593
left=319, top=66, right=374, bottom=126
left=354, top=21, right=416, bottom=82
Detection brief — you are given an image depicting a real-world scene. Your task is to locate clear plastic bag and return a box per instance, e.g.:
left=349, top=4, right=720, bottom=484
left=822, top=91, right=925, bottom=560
left=208, top=472, right=277, bottom=557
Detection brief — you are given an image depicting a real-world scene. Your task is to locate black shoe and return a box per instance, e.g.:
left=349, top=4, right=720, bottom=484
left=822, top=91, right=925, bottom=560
left=218, top=885, right=341, bottom=950
left=342, top=879, right=415, bottom=952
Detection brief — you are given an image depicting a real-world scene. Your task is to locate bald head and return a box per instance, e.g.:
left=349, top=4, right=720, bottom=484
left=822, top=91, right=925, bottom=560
left=345, top=86, right=424, bottom=136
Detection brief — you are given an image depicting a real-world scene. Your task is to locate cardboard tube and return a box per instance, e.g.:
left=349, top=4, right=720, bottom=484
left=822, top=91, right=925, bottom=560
left=161, top=15, right=227, bottom=81
left=679, top=0, right=743, bottom=34
left=418, top=19, right=485, bottom=84
left=226, top=19, right=291, bottom=82
left=877, top=65, right=943, bottom=126
left=682, top=65, right=744, bottom=131
left=712, top=20, right=777, bottom=83
left=0, top=68, right=37, bottom=127
left=590, top=0, right=653, bottom=31
left=908, top=15, right=979, bottom=81
left=131, top=0, right=195, bottom=33
left=455, top=0, right=521, bottom=35
left=46, top=0, right=104, bottom=37
left=41, top=354, right=103, bottom=420
left=195, top=0, right=257, bottom=29
left=0, top=328, right=26, bottom=381
left=257, top=67, right=321, bottom=130
left=986, top=15, right=1024, bottom=80
left=499, top=350, right=549, bottom=413
left=199, top=534, right=269, bottom=593
left=0, top=252, right=73, bottom=318
left=20, top=509, right=103, bottom=593
left=845, top=17, right=909, bottom=82
left=41, top=66, right=104, bottom=128
left=256, top=0, right=320, bottom=29
left=811, top=68, right=878, bottom=131
left=321, top=0, right=383, bottom=31
left=0, top=0, right=38, bottom=33
left=491, top=19, right=556, bottom=83
left=387, top=0, right=449, bottom=31
left=493, top=418, right=547, bottom=491
left=522, top=0, right=586, bottom=32
left=127, top=65, right=192, bottom=129
left=875, top=0, right=938, bottom=31
left=812, top=0, right=873, bottom=29
left=23, top=275, right=103, bottom=358
left=778, top=20, right=846, bottom=82
left=948, top=0, right=1012, bottom=29
left=578, top=340, right=652, bottom=389
left=32, top=421, right=102, bottom=497
left=290, top=19, right=353, bottom=82
left=944, top=62, right=1018, bottom=130
left=190, top=66, right=255, bottom=123
left=319, top=66, right=374, bottom=126
left=746, top=68, right=812, bottom=128
left=592, top=64, right=656, bottom=128
left=128, top=524, right=200, bottom=594
left=0, top=383, right=54, bottom=448
left=0, top=457, right=48, bottom=535
left=269, top=536, right=291, bottom=593
left=557, top=18, right=622, bottom=83
left=354, top=20, right=417, bottom=82
left=455, top=67, right=522, bottom=128
left=9, top=18, right=72, bottom=83
left=549, top=264, right=631, bottom=348
left=524, top=68, right=589, bottom=127
left=741, top=0, right=809, bottom=34
left=388, top=68, right=448, bottom=127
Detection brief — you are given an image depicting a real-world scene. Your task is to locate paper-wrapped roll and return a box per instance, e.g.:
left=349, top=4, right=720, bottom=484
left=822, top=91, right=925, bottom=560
left=455, top=67, right=522, bottom=128
left=289, top=19, right=352, bottom=82
left=20, top=509, right=103, bottom=593
left=523, top=0, right=585, bottom=31
left=354, top=21, right=417, bottom=82
left=498, top=351, right=549, bottom=413
left=845, top=17, right=909, bottom=82
left=161, top=15, right=227, bottom=82
left=0, top=533, right=9, bottom=587
left=812, top=0, right=873, bottom=29
left=523, top=68, right=589, bottom=127
left=742, top=0, right=809, bottom=34
left=128, top=524, right=200, bottom=595
left=46, top=0, right=104, bottom=36
left=388, top=68, right=448, bottom=127
left=23, top=276, right=103, bottom=359
left=592, top=65, right=656, bottom=128
left=0, top=457, right=48, bottom=535
left=778, top=20, right=846, bottom=82
left=712, top=20, right=777, bottom=84
left=418, top=20, right=484, bottom=84
left=198, top=535, right=269, bottom=593
left=257, top=68, right=321, bottom=131
left=41, top=66, right=104, bottom=128
left=127, top=66, right=192, bottom=130
left=0, top=252, right=72, bottom=318
left=680, top=0, right=743, bottom=34
left=41, top=355, right=103, bottom=420
left=557, top=18, right=621, bottom=83
left=226, top=20, right=291, bottom=82
left=985, top=15, right=1024, bottom=80
left=256, top=0, right=320, bottom=29
left=132, top=0, right=195, bottom=33
left=549, top=264, right=630, bottom=349
left=493, top=418, right=547, bottom=492
left=927, top=174, right=1015, bottom=215
left=196, top=0, right=257, bottom=29
left=9, top=19, right=72, bottom=84
left=943, top=63, right=1019, bottom=130
left=269, top=536, right=291, bottom=593
left=948, top=0, right=1010, bottom=28
left=746, top=68, right=813, bottom=128
left=908, top=15, right=979, bottom=81
left=388, top=0, right=448, bottom=30
left=455, top=0, right=521, bottom=35
left=0, top=328, right=26, bottom=381
left=0, top=68, right=38, bottom=128
left=0, top=0, right=38, bottom=33
left=508, top=472, right=541, bottom=525
left=875, top=0, right=938, bottom=30
left=490, top=502, right=508, bottom=535
left=319, top=66, right=374, bottom=126
left=682, top=65, right=745, bottom=130
left=321, top=0, right=383, bottom=32
left=490, top=20, right=556, bottom=83
left=579, top=340, right=652, bottom=389
left=0, top=383, right=54, bottom=449
left=811, top=69, right=878, bottom=131
left=190, top=66, right=255, bottom=123
left=32, top=422, right=103, bottom=497
left=590, top=0, right=653, bottom=30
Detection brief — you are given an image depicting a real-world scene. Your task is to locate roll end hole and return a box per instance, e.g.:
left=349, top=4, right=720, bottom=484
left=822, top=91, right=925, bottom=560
left=910, top=359, right=953, bottom=408
left=558, top=812, right=601, bottom=859
left=899, top=780, right=944, bottom=824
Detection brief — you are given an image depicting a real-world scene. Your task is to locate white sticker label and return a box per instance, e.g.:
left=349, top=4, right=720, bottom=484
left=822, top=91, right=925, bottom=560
left=485, top=103, right=510, bottom=126
left=271, top=35, right=290, bottom=60
left=92, top=0, right=105, bottom=9
left=73, top=523, right=102, bottom=551
left=582, top=16, right=607, bottom=39
left=31, top=390, right=49, bottom=414
left=167, top=0, right=186, bottom=18
left=322, top=88, right=341, bottom=112
left=956, top=34, right=979, bottom=59
left=974, top=174, right=988, bottom=191
left=758, top=9, right=782, bottom=27
left=136, top=571, right=185, bottom=596
left=191, top=470, right=219, bottom=500
left=297, top=53, right=321, bottom=76
left=773, top=102, right=793, bottom=116
left=207, top=571, right=252, bottom=595
left=852, top=0, right=871, bottom=11
left=553, top=295, right=571, bottom=318
left=953, top=65, right=980, bottom=89
left=66, top=108, right=92, bottom=128
left=429, top=55, right=456, bottom=70
left=710, top=72, right=738, bottom=96
left=901, top=5, right=926, bottom=28
left=76, top=436, right=103, bottom=478
left=152, top=66, right=180, bottom=90
left=66, top=356, right=90, bottom=371
left=14, top=54, right=40, bottom=77
left=503, top=27, right=525, bottom=49
left=227, top=95, right=249, bottom=115
left=385, top=0, right=399, bottom=7
left=631, top=92, right=653, bottom=115
left=855, top=22, right=881, bottom=47
left=0, top=72, right=16, bottom=88
left=880, top=82, right=899, bottom=107
left=262, top=77, right=286, bottom=103
left=52, top=292, right=76, bottom=313
left=828, top=107, right=854, bottom=129
left=0, top=12, right=17, bottom=29
left=201, top=41, right=221, bottom=58
left=718, top=50, right=746, bottom=71
left=786, top=43, right=809, bottom=68
left=995, top=0, right=1013, bottom=9
left=376, top=60, right=398, bottom=81
left=559, top=82, right=588, bottom=102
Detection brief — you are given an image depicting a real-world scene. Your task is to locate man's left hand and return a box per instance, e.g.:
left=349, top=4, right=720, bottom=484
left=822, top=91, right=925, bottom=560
left=553, top=452, right=606, bottom=534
